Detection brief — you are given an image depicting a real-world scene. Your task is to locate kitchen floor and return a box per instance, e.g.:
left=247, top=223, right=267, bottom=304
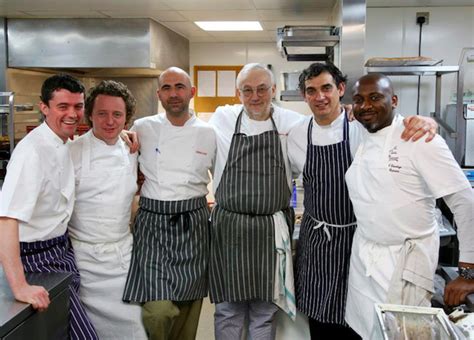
left=196, top=298, right=214, bottom=339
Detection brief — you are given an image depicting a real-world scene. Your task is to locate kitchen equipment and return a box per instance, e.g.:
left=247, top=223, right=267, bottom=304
left=0, top=270, right=72, bottom=339
left=282, top=72, right=301, bottom=92
left=443, top=103, right=474, bottom=167
left=373, top=303, right=464, bottom=340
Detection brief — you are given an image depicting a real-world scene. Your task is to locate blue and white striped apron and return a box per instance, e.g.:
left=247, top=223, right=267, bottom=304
left=123, top=196, right=210, bottom=302
left=209, top=110, right=293, bottom=304
left=295, top=115, right=357, bottom=325
left=20, top=233, right=99, bottom=340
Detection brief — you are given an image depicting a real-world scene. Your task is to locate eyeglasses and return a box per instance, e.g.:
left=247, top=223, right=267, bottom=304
left=240, top=85, right=272, bottom=98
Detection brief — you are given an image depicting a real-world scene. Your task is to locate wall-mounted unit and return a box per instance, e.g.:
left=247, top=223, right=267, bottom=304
left=277, top=25, right=340, bottom=63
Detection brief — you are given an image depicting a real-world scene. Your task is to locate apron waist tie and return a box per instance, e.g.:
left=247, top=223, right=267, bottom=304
left=91, top=243, right=127, bottom=270
left=309, top=215, right=357, bottom=242
left=73, top=236, right=130, bottom=270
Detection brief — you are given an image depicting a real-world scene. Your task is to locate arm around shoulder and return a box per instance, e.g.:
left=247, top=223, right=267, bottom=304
left=401, top=115, right=438, bottom=142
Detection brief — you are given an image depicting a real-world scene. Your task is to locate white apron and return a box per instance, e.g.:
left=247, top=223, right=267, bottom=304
left=344, top=116, right=439, bottom=339
left=69, top=132, right=146, bottom=340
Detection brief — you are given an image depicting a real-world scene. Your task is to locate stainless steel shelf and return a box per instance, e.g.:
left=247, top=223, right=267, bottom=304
left=281, top=35, right=340, bottom=47
left=0, top=92, right=15, bottom=154
left=366, top=65, right=459, bottom=76
left=280, top=90, right=303, bottom=101
left=277, top=25, right=340, bottom=63
left=367, top=64, right=464, bottom=163
left=0, top=103, right=33, bottom=114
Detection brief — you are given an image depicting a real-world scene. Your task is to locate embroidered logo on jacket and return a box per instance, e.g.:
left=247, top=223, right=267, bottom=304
left=388, top=146, right=401, bottom=173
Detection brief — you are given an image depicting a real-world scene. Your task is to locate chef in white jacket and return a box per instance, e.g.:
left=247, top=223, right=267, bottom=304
left=344, top=73, right=474, bottom=339
left=122, top=67, right=216, bottom=340
left=68, top=80, right=147, bottom=339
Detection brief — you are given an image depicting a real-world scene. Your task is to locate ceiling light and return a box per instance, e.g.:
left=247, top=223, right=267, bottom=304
left=194, top=21, right=263, bottom=31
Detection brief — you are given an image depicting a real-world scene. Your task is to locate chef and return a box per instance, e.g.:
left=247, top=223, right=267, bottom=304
left=68, top=80, right=147, bottom=339
left=209, top=63, right=301, bottom=340
left=344, top=73, right=474, bottom=339
left=0, top=74, right=98, bottom=339
left=122, top=67, right=216, bottom=340
left=288, top=63, right=438, bottom=339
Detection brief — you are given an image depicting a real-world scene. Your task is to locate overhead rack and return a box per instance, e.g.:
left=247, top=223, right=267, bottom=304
left=277, top=25, right=340, bottom=62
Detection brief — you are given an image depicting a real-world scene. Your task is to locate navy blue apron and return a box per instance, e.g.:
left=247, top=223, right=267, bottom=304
left=20, top=233, right=99, bottom=340
left=295, top=115, right=357, bottom=325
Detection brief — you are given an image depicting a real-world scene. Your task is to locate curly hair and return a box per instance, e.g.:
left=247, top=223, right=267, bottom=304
left=84, top=80, right=136, bottom=126
left=298, top=62, right=348, bottom=95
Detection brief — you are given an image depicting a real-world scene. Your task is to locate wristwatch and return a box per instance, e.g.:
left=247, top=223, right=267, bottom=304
left=459, top=266, right=474, bottom=280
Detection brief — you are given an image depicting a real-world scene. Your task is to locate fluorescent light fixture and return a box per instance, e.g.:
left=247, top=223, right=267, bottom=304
left=195, top=21, right=263, bottom=31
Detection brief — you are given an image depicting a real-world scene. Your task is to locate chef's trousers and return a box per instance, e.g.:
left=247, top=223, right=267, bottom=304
left=214, top=300, right=279, bottom=340
left=142, top=299, right=203, bottom=340
left=308, top=318, right=361, bottom=340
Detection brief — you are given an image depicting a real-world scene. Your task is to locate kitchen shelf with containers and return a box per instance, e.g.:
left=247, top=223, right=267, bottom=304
left=0, top=92, right=36, bottom=183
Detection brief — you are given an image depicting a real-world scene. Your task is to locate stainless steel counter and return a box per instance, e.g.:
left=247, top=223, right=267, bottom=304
left=0, top=270, right=71, bottom=339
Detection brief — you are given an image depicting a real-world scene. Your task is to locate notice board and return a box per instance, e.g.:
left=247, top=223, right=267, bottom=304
left=193, top=65, right=243, bottom=113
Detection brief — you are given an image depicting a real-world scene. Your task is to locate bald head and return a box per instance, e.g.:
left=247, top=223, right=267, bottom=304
left=156, top=67, right=195, bottom=123
left=353, top=73, right=394, bottom=97
left=352, top=73, right=398, bottom=133
left=158, top=67, right=192, bottom=88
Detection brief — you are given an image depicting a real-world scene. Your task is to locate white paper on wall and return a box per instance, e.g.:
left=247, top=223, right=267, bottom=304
left=197, top=70, right=216, bottom=97
left=217, top=70, right=236, bottom=97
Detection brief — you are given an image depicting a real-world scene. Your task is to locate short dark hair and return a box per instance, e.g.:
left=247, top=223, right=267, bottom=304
left=84, top=80, right=136, bottom=126
left=298, top=62, right=348, bottom=94
left=40, top=74, right=85, bottom=105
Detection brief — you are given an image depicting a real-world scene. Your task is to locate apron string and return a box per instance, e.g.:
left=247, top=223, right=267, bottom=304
left=308, top=214, right=357, bottom=242
left=307, top=118, right=313, bottom=145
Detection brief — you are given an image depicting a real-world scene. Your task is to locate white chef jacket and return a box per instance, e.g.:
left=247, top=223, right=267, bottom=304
left=132, top=112, right=216, bottom=201
left=348, top=115, right=472, bottom=247
left=0, top=123, right=74, bottom=242
left=67, top=131, right=146, bottom=340
left=68, top=131, right=138, bottom=242
left=210, top=104, right=302, bottom=192
left=344, top=115, right=474, bottom=339
left=287, top=110, right=366, bottom=178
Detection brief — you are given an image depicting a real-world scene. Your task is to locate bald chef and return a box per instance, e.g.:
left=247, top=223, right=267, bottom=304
left=123, top=67, right=216, bottom=340
left=344, top=73, right=474, bottom=339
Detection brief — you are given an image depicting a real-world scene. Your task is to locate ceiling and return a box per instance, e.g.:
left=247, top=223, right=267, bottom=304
left=0, top=0, right=472, bottom=43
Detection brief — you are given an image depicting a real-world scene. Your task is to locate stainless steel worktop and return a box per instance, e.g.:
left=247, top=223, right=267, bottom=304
left=0, top=270, right=71, bottom=339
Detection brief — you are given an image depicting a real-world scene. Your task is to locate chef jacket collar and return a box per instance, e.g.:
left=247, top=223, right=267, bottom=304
left=41, top=122, right=69, bottom=147
left=311, top=106, right=346, bottom=129
left=162, top=110, right=196, bottom=127
left=90, top=130, right=122, bottom=147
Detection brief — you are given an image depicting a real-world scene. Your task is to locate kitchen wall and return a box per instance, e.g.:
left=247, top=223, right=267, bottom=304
left=190, top=42, right=315, bottom=118
left=366, top=6, right=474, bottom=117
left=190, top=6, right=474, bottom=120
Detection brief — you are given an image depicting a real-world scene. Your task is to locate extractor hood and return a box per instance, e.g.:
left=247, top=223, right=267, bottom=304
left=7, top=18, right=189, bottom=75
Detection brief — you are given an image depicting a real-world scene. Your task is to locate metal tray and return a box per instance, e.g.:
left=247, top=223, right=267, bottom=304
left=365, top=58, right=443, bottom=67
left=374, top=303, right=463, bottom=339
